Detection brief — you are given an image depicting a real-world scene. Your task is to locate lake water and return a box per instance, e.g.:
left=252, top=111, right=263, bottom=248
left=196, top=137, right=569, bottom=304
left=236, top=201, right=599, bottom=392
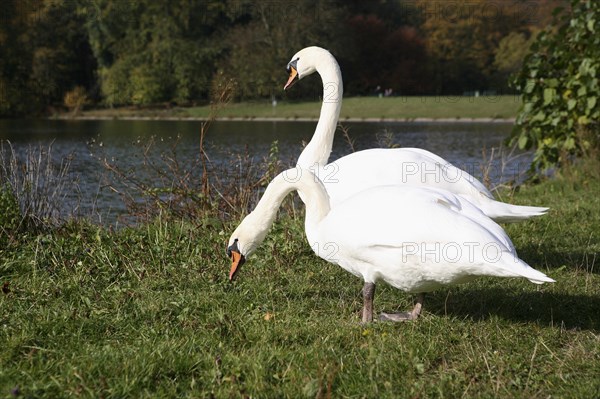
left=0, top=119, right=530, bottom=225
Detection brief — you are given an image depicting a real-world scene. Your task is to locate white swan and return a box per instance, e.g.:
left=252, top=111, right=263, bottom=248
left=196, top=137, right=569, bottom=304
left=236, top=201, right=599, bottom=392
left=283, top=46, right=548, bottom=223
left=227, top=168, right=554, bottom=322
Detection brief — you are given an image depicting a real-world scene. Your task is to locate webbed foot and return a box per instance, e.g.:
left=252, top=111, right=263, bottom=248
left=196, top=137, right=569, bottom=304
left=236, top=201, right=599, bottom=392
left=379, top=311, right=418, bottom=322
left=378, top=293, right=424, bottom=322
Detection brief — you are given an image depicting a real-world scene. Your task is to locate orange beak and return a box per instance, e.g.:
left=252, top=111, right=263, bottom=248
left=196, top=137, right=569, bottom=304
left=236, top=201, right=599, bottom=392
left=284, top=67, right=299, bottom=90
left=229, top=250, right=245, bottom=281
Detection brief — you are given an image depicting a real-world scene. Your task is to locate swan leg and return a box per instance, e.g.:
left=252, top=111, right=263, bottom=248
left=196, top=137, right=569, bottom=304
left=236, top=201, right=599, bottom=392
left=362, top=282, right=376, bottom=323
left=379, top=293, right=424, bottom=322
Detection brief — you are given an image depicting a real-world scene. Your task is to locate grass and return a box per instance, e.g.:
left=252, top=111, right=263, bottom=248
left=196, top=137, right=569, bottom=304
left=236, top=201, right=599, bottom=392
left=63, top=95, right=522, bottom=121
left=1, top=162, right=599, bottom=398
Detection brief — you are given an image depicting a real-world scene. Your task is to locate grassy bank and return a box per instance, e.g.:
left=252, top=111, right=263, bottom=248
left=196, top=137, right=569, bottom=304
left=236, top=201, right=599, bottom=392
left=1, top=159, right=599, bottom=398
left=65, top=95, right=521, bottom=121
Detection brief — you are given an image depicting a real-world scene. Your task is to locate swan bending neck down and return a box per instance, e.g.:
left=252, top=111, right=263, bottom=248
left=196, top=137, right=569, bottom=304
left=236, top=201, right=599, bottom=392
left=227, top=168, right=555, bottom=323
left=283, top=46, right=549, bottom=223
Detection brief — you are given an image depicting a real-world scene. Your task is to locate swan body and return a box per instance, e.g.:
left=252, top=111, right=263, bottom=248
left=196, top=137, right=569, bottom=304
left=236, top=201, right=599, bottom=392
left=285, top=46, right=548, bottom=223
left=317, top=148, right=548, bottom=222
left=227, top=168, right=554, bottom=322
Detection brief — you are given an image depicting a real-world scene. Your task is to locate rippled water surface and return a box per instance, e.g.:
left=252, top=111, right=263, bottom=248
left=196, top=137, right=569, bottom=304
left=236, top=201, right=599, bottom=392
left=0, top=119, right=528, bottom=225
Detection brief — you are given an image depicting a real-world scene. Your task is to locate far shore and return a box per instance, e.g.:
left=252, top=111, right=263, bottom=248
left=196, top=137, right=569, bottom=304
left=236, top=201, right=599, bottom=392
left=51, top=115, right=515, bottom=123
left=51, top=95, right=521, bottom=123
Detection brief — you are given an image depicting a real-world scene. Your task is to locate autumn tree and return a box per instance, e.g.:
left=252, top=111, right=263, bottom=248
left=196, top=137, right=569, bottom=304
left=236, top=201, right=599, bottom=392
left=1, top=0, right=93, bottom=115
left=416, top=0, right=539, bottom=93
left=343, top=14, right=429, bottom=95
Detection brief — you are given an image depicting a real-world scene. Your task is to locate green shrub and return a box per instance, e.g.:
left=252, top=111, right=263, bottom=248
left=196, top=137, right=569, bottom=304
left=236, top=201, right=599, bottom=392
left=100, top=61, right=171, bottom=106
left=130, top=65, right=169, bottom=105
left=511, top=0, right=600, bottom=172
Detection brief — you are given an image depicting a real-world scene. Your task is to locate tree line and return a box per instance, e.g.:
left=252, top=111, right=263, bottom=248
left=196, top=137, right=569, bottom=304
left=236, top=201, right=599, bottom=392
left=0, top=0, right=567, bottom=116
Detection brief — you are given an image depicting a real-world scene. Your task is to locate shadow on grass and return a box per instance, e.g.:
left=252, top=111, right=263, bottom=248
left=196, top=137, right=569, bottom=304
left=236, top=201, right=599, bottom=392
left=518, top=244, right=598, bottom=275
left=426, top=287, right=600, bottom=332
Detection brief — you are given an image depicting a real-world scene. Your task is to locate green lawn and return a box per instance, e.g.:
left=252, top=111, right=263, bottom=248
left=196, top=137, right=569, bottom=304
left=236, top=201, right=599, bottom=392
left=188, top=95, right=521, bottom=120
left=1, top=163, right=599, bottom=398
left=73, top=95, right=521, bottom=121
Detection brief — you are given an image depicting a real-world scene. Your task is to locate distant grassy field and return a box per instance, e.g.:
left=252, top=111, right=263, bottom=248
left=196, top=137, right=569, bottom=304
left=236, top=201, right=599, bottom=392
left=1, top=159, right=599, bottom=397
left=72, top=95, right=521, bottom=120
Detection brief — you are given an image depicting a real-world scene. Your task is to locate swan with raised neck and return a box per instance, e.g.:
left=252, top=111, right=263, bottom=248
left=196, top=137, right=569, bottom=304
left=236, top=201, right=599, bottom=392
left=284, top=46, right=343, bottom=169
left=282, top=46, right=549, bottom=222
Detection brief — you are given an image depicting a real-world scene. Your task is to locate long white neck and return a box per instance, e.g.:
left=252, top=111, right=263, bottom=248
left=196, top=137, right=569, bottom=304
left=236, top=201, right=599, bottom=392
left=242, top=168, right=331, bottom=246
left=296, top=53, right=343, bottom=169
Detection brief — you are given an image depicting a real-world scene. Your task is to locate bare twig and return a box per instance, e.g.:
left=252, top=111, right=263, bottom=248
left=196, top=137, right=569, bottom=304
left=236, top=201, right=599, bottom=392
left=92, top=75, right=295, bottom=225
left=480, top=141, right=534, bottom=198
left=338, top=123, right=356, bottom=153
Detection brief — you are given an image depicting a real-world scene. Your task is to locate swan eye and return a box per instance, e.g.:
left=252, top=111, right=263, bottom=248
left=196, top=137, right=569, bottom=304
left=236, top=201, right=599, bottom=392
left=227, top=238, right=239, bottom=257
left=287, top=58, right=299, bottom=72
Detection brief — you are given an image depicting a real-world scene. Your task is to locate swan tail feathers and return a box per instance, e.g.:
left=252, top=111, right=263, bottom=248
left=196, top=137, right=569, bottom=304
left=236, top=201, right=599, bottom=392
left=482, top=202, right=549, bottom=223
left=494, top=253, right=555, bottom=284
left=527, top=275, right=557, bottom=284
